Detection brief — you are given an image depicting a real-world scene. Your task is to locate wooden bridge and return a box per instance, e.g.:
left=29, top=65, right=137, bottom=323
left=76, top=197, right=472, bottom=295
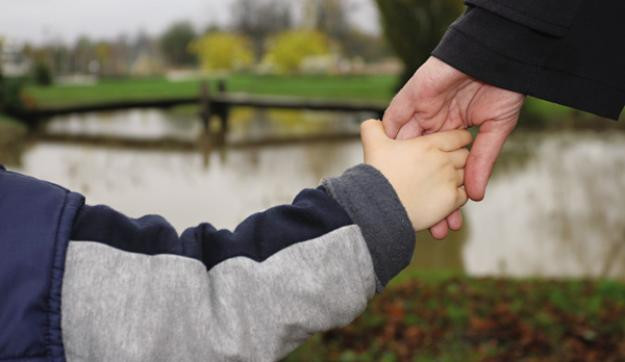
left=12, top=80, right=387, bottom=129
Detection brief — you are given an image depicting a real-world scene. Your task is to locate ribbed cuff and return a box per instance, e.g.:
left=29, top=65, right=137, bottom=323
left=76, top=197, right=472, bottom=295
left=322, top=164, right=415, bottom=292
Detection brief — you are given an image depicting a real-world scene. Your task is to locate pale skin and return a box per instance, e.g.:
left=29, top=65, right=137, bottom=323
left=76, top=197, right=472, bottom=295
left=383, top=57, right=525, bottom=239
left=361, top=119, right=471, bottom=231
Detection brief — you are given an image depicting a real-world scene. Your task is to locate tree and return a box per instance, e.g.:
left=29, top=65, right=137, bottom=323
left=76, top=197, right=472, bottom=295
left=300, top=0, right=391, bottom=61
left=313, top=0, right=352, bottom=45
left=160, top=21, right=197, bottom=67
left=263, top=30, right=331, bottom=73
left=231, top=0, right=292, bottom=59
left=32, top=61, right=52, bottom=86
left=189, top=33, right=253, bottom=72
left=375, top=0, right=463, bottom=87
left=0, top=37, right=4, bottom=80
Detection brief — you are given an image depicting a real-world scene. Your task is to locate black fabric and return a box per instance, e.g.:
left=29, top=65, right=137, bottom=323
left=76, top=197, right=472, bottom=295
left=71, top=187, right=353, bottom=270
left=465, top=0, right=584, bottom=36
left=433, top=1, right=625, bottom=119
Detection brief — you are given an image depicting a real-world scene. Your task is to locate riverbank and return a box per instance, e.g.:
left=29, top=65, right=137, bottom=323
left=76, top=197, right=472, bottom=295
left=287, top=272, right=625, bottom=362
left=23, top=74, right=622, bottom=128
left=24, top=74, right=397, bottom=108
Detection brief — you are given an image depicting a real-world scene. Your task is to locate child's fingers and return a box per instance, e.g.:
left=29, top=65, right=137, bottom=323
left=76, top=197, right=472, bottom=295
left=449, top=148, right=470, bottom=168
left=456, top=169, right=465, bottom=187
left=360, top=119, right=387, bottom=146
left=455, top=186, right=468, bottom=209
left=423, top=129, right=473, bottom=152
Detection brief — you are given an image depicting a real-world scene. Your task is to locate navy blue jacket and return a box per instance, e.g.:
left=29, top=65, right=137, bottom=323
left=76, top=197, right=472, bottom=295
left=0, top=165, right=83, bottom=361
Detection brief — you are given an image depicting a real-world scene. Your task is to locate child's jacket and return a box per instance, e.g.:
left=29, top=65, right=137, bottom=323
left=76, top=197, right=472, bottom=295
left=0, top=164, right=414, bottom=362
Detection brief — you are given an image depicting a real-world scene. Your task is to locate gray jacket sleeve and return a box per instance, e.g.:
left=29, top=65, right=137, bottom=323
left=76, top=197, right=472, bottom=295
left=61, top=164, right=415, bottom=361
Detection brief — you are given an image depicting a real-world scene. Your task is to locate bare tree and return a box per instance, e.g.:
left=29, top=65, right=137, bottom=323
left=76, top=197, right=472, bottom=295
left=230, top=0, right=292, bottom=59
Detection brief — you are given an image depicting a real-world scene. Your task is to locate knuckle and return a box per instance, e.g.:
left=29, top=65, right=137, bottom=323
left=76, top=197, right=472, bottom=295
left=440, top=160, right=455, bottom=174
left=457, top=189, right=468, bottom=206
left=422, top=141, right=435, bottom=152
left=442, top=186, right=457, bottom=207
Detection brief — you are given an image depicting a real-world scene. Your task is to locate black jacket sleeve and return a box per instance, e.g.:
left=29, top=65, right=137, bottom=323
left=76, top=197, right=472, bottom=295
left=432, top=0, right=625, bottom=119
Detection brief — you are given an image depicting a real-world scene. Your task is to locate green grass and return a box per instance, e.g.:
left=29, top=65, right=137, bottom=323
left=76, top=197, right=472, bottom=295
left=24, top=74, right=620, bottom=125
left=24, top=77, right=202, bottom=108
left=24, top=74, right=397, bottom=108
left=286, top=274, right=625, bottom=361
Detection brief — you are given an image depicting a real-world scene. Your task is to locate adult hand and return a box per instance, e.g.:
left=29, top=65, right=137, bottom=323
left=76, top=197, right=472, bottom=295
left=383, top=56, right=525, bottom=239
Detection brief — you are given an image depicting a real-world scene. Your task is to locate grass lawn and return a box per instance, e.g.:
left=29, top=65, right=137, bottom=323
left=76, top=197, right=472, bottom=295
left=287, top=273, right=625, bottom=362
left=24, top=74, right=398, bottom=108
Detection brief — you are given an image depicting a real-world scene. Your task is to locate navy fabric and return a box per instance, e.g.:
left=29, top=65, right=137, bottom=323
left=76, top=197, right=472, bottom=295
left=0, top=168, right=84, bottom=362
left=181, top=187, right=353, bottom=270
left=71, top=187, right=353, bottom=270
left=72, top=206, right=182, bottom=255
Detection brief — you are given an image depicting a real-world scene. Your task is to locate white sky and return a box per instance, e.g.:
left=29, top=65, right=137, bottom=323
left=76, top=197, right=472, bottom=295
left=0, top=0, right=380, bottom=45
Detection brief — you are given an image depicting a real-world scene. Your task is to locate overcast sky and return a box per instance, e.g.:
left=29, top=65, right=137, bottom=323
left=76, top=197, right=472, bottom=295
left=0, top=0, right=380, bottom=45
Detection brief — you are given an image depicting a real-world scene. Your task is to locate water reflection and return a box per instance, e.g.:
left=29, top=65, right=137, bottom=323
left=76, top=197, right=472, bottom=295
left=6, top=109, right=625, bottom=280
left=465, top=131, right=625, bottom=280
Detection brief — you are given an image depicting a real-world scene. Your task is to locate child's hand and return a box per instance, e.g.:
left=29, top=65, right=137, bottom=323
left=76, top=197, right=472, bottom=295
left=361, top=119, right=472, bottom=231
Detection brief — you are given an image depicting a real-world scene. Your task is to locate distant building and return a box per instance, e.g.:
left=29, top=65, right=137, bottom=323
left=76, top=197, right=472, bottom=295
left=128, top=33, right=164, bottom=76
left=130, top=53, right=164, bottom=76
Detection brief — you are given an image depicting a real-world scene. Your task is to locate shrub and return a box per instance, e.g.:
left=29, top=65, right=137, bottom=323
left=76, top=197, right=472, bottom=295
left=0, top=77, right=26, bottom=115
left=263, top=30, right=331, bottom=73
left=32, top=61, right=53, bottom=86
left=189, top=33, right=254, bottom=72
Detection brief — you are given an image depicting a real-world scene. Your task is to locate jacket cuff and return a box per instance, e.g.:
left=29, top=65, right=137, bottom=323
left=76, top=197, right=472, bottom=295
left=322, top=164, right=415, bottom=291
left=433, top=7, right=625, bottom=120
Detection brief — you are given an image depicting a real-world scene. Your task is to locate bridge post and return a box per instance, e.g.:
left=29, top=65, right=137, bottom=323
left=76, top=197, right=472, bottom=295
left=216, top=79, right=230, bottom=132
left=199, top=80, right=212, bottom=132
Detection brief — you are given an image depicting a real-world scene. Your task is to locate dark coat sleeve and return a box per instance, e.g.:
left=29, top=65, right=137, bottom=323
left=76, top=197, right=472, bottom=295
left=432, top=0, right=625, bottom=119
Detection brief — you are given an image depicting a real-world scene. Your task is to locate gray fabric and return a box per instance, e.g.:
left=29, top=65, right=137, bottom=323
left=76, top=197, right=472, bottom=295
left=323, top=164, right=415, bottom=291
left=62, top=225, right=376, bottom=362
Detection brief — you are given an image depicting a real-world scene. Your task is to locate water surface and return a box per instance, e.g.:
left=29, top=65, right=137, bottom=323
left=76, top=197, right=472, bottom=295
left=8, top=109, right=625, bottom=280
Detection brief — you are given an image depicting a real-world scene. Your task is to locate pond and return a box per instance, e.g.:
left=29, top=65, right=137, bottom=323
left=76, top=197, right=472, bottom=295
left=6, top=108, right=625, bottom=280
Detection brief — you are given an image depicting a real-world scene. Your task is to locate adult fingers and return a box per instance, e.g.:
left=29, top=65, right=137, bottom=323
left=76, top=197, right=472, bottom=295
left=456, top=169, right=465, bottom=187
left=382, top=79, right=417, bottom=138
left=447, top=209, right=464, bottom=231
left=395, top=118, right=423, bottom=140
left=422, top=129, right=473, bottom=152
left=430, top=220, right=449, bottom=240
left=455, top=186, right=468, bottom=209
left=431, top=208, right=465, bottom=239
left=464, top=122, right=515, bottom=201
